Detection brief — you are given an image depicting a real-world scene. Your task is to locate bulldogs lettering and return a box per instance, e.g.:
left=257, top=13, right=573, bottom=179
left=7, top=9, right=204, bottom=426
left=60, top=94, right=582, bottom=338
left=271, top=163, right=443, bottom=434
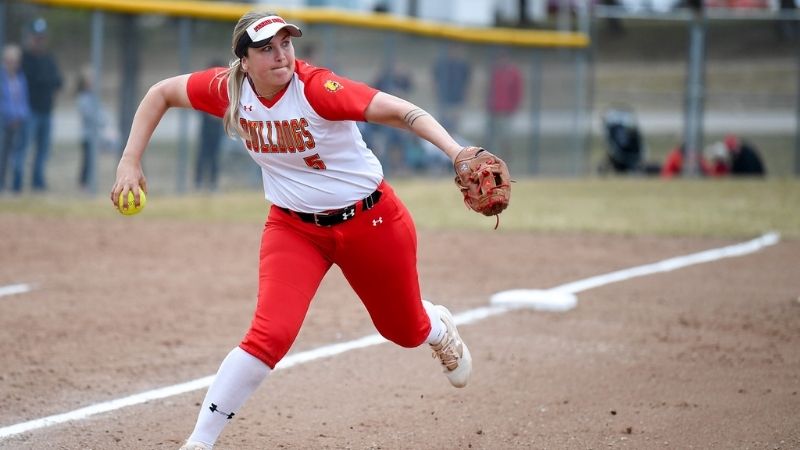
left=239, top=118, right=316, bottom=153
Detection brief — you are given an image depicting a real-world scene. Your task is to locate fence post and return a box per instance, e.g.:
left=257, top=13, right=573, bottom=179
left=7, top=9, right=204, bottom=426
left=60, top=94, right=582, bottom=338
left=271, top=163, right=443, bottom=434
left=683, top=7, right=707, bottom=177
left=87, top=10, right=104, bottom=195
left=573, top=0, right=591, bottom=176
left=0, top=1, right=6, bottom=53
left=795, top=29, right=799, bottom=176
left=118, top=14, right=140, bottom=151
left=528, top=49, right=541, bottom=175
left=176, top=18, right=192, bottom=194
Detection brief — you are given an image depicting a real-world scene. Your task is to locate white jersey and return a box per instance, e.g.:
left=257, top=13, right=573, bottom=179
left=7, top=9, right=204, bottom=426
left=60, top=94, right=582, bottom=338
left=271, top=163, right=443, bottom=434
left=187, top=60, right=383, bottom=213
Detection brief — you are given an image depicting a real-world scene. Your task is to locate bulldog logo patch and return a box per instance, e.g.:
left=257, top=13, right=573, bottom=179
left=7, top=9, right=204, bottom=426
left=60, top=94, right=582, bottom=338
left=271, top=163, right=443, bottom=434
left=324, top=80, right=343, bottom=93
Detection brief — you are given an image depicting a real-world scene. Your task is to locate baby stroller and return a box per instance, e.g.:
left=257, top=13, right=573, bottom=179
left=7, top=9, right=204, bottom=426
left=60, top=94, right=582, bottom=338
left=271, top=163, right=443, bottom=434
left=599, top=106, right=645, bottom=174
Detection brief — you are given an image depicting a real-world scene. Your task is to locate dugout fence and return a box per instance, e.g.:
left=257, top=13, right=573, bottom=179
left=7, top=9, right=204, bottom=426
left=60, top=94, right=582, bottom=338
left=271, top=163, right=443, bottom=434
left=1, top=0, right=590, bottom=196
left=2, top=1, right=796, bottom=198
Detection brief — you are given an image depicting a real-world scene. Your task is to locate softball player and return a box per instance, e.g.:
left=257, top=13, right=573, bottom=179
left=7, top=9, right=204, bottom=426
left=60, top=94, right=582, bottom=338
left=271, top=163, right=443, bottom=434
left=111, top=11, right=472, bottom=450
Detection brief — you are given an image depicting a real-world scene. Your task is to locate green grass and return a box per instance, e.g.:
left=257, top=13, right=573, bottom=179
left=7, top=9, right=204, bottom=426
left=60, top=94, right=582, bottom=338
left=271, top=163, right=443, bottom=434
left=2, top=178, right=798, bottom=239
left=395, top=178, right=800, bottom=238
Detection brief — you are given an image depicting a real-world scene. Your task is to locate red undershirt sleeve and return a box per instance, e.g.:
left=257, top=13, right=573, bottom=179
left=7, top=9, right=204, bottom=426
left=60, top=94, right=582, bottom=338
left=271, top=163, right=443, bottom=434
left=186, top=68, right=229, bottom=118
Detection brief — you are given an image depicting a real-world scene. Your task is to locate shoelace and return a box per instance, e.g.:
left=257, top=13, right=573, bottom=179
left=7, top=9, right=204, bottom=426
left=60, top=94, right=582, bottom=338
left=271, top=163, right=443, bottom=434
left=431, top=334, right=461, bottom=371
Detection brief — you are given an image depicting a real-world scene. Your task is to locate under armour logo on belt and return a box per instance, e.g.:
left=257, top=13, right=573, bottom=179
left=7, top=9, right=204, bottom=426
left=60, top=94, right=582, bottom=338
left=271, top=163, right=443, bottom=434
left=243, top=105, right=253, bottom=112
left=372, top=217, right=383, bottom=226
left=342, top=209, right=355, bottom=221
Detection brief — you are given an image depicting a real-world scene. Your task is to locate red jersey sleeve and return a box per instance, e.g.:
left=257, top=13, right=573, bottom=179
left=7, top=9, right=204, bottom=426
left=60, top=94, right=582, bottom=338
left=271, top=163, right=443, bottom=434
left=295, top=60, right=378, bottom=122
left=186, top=68, right=229, bottom=118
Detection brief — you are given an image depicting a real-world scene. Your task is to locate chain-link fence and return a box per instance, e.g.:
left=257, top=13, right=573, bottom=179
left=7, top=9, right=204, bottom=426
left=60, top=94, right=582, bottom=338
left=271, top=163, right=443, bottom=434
left=0, top=1, right=590, bottom=197
left=2, top=1, right=797, bottom=198
left=590, top=7, right=799, bottom=178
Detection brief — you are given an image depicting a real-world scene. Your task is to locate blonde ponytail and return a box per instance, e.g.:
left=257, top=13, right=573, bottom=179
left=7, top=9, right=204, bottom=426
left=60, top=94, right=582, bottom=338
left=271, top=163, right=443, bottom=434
left=220, top=59, right=247, bottom=138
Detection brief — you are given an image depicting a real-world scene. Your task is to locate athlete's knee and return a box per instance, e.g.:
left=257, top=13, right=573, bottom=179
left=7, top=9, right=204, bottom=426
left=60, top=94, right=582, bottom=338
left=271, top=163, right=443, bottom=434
left=238, top=338, right=278, bottom=368
left=240, top=323, right=298, bottom=369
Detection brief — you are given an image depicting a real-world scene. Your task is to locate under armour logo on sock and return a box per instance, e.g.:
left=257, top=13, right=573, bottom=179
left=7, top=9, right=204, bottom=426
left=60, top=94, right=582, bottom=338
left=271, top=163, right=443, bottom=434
left=209, top=403, right=235, bottom=420
left=372, top=217, right=383, bottom=226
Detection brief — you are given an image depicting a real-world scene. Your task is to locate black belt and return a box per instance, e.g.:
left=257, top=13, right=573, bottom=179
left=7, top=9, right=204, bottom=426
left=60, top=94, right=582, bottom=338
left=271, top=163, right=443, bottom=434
left=280, top=189, right=382, bottom=227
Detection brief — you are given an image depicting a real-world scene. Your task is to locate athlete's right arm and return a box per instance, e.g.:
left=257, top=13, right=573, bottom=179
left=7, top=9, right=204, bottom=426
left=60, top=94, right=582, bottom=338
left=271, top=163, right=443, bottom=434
left=111, top=74, right=192, bottom=208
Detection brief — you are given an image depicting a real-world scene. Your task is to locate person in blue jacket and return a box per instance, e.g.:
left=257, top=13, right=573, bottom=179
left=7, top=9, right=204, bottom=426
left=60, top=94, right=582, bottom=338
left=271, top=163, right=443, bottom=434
left=0, top=44, right=30, bottom=193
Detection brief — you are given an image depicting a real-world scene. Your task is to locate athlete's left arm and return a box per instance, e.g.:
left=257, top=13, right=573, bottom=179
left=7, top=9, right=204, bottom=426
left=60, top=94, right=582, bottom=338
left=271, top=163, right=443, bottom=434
left=364, top=92, right=462, bottom=162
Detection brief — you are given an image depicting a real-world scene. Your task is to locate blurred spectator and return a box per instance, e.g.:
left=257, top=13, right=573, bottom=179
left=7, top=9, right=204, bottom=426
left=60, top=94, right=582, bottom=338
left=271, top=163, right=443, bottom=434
left=21, top=17, right=63, bottom=192
left=486, top=50, right=523, bottom=162
left=194, top=60, right=226, bottom=192
left=660, top=143, right=714, bottom=178
left=704, top=135, right=766, bottom=177
left=0, top=44, right=30, bottom=194
left=599, top=0, right=625, bottom=34
left=432, top=44, right=471, bottom=133
left=372, top=2, right=390, bottom=13
left=299, top=43, right=320, bottom=66
left=76, top=66, right=117, bottom=191
left=361, top=64, right=415, bottom=174
left=776, top=0, right=798, bottom=41
left=600, top=106, right=644, bottom=174
left=704, top=0, right=772, bottom=9
left=195, top=112, right=225, bottom=191
left=703, top=141, right=731, bottom=176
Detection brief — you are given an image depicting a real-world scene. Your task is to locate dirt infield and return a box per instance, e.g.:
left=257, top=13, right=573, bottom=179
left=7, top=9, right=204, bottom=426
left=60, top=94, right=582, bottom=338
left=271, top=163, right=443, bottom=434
left=1, top=214, right=798, bottom=449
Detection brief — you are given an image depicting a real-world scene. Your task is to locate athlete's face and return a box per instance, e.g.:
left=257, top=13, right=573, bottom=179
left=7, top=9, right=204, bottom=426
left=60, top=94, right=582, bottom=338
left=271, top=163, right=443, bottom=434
left=242, top=28, right=296, bottom=96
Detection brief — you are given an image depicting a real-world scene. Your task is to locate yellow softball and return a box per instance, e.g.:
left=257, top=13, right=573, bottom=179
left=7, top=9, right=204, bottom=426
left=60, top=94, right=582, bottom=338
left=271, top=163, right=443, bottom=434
left=118, top=190, right=146, bottom=216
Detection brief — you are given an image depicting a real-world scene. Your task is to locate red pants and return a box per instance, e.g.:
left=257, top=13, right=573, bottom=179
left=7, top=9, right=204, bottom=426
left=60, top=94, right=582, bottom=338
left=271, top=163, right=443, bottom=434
left=240, top=181, right=431, bottom=368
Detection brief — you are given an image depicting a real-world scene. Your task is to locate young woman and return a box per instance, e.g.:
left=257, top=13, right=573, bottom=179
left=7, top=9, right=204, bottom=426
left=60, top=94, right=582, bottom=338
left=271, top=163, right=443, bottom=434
left=111, top=11, right=474, bottom=450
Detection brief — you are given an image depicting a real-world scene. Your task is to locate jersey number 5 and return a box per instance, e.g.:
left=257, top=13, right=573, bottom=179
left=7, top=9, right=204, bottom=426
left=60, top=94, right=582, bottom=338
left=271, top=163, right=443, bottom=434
left=303, top=154, right=327, bottom=170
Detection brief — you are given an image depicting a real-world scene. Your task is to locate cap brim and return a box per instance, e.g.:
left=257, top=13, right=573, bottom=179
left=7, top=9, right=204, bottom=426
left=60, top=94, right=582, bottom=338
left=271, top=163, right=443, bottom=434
left=235, top=16, right=302, bottom=58
left=249, top=25, right=302, bottom=49
left=246, top=16, right=302, bottom=44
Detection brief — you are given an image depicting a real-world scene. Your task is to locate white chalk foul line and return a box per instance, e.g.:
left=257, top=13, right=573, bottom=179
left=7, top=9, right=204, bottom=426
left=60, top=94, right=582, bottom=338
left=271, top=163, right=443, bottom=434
left=0, top=284, right=33, bottom=298
left=490, top=232, right=780, bottom=310
left=552, top=231, right=780, bottom=296
left=0, top=232, right=780, bottom=440
left=0, top=334, right=390, bottom=439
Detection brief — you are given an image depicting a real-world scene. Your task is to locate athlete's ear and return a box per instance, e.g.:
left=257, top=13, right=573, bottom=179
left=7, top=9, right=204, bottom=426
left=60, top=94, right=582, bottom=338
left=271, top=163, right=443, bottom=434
left=240, top=57, right=248, bottom=73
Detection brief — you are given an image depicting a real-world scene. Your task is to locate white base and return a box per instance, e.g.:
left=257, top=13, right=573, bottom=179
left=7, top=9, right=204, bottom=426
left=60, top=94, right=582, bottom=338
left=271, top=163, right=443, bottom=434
left=490, top=289, right=577, bottom=312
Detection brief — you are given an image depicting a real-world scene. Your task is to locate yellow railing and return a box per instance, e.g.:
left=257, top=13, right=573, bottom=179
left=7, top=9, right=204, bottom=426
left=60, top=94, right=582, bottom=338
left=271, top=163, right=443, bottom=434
left=28, top=0, right=589, bottom=48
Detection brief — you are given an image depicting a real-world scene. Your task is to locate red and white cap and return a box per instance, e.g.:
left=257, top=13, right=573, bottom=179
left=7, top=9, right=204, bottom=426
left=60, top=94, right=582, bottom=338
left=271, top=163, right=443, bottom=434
left=234, top=15, right=302, bottom=58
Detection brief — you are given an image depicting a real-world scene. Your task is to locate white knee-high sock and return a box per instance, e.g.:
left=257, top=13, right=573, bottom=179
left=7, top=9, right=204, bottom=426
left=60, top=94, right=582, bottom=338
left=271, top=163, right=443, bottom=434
left=422, top=300, right=447, bottom=345
left=187, top=346, right=271, bottom=446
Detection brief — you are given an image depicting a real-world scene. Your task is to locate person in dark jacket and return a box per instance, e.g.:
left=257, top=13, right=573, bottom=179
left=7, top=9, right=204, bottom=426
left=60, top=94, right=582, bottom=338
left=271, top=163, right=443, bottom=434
left=20, top=18, right=62, bottom=192
left=432, top=45, right=471, bottom=134
left=702, top=136, right=767, bottom=178
left=724, top=135, right=766, bottom=176
left=193, top=59, right=227, bottom=192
